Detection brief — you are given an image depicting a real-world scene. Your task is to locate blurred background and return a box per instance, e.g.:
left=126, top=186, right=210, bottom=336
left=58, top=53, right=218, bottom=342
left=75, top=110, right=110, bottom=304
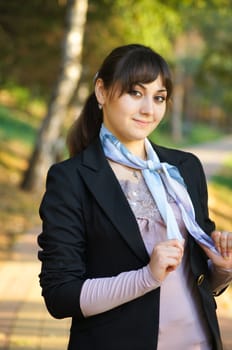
left=0, top=0, right=231, bottom=348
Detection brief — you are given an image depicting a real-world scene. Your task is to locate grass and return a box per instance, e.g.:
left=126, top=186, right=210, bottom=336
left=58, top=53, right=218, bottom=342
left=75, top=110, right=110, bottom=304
left=208, top=156, right=232, bottom=231
left=211, top=156, right=232, bottom=189
left=149, top=121, right=223, bottom=148
left=0, top=105, right=36, bottom=145
left=207, top=157, right=232, bottom=318
left=0, top=88, right=45, bottom=254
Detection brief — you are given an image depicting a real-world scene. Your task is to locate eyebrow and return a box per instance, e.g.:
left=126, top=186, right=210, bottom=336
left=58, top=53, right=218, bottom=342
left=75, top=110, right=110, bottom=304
left=136, top=82, right=167, bottom=93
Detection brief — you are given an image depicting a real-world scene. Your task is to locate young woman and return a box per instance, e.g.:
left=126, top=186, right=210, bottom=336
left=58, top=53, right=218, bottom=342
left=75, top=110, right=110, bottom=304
left=38, top=44, right=232, bottom=350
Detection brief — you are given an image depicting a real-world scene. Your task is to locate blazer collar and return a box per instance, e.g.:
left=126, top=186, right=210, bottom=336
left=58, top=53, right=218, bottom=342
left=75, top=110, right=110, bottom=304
left=152, top=143, right=189, bottom=166
left=78, top=138, right=150, bottom=264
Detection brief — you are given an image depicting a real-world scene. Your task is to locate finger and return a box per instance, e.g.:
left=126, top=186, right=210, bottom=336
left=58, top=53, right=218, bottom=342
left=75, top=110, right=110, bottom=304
left=155, top=245, right=183, bottom=260
left=199, top=240, right=232, bottom=268
left=228, top=233, right=232, bottom=251
left=166, top=239, right=185, bottom=255
left=166, top=247, right=184, bottom=266
left=165, top=255, right=183, bottom=272
left=225, top=232, right=232, bottom=258
left=220, top=231, right=230, bottom=258
left=154, top=244, right=184, bottom=269
left=211, top=230, right=221, bottom=253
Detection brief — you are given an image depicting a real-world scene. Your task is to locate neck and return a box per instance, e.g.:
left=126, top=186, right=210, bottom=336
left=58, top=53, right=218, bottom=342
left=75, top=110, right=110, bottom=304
left=123, top=140, right=147, bottom=160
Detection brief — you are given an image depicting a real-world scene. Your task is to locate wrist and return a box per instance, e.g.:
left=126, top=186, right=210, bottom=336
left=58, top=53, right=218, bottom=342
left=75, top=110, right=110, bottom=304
left=146, top=264, right=162, bottom=285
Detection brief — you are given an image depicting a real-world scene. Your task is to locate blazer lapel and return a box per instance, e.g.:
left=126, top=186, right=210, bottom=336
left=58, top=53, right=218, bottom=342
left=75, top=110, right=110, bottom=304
left=78, top=139, right=149, bottom=264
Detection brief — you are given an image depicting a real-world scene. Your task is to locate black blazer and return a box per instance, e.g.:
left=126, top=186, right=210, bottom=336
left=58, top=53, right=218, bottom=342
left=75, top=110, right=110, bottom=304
left=38, top=138, right=223, bottom=350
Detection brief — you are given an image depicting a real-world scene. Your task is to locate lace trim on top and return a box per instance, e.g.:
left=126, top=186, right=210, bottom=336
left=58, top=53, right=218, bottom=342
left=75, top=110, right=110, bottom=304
left=119, top=177, right=187, bottom=255
left=120, top=177, right=175, bottom=217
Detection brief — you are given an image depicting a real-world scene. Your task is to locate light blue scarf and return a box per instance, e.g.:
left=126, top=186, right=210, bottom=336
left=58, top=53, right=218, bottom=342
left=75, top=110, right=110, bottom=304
left=100, top=124, right=218, bottom=254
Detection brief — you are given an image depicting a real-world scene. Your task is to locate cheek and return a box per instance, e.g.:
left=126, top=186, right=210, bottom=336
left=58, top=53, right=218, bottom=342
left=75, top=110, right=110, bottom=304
left=118, top=100, right=136, bottom=112
left=158, top=104, right=166, bottom=117
left=152, top=108, right=166, bottom=124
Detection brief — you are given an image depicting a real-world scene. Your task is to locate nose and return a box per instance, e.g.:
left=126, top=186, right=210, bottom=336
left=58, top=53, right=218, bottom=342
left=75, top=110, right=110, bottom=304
left=140, top=96, right=154, bottom=116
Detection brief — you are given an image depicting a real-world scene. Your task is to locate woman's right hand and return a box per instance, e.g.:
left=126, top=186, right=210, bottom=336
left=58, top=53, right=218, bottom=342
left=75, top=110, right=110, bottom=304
left=148, top=239, right=184, bottom=282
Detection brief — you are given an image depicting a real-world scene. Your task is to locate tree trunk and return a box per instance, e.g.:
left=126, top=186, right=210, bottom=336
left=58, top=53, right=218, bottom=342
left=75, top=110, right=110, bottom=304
left=171, top=64, right=185, bottom=142
left=21, top=0, right=88, bottom=192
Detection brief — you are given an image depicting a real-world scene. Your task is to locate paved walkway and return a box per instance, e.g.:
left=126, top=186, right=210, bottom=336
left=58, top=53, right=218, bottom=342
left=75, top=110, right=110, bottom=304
left=0, top=136, right=232, bottom=350
left=0, top=228, right=70, bottom=350
left=183, top=135, right=232, bottom=180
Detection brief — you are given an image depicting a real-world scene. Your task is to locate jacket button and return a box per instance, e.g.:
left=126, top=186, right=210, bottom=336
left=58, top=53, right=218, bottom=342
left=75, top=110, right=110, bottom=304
left=197, top=274, right=205, bottom=286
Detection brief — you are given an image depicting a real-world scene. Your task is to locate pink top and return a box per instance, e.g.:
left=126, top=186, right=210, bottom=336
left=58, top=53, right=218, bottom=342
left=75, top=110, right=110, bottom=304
left=80, top=173, right=232, bottom=349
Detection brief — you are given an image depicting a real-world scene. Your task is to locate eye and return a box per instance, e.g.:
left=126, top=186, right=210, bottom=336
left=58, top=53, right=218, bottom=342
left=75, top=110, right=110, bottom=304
left=154, top=95, right=166, bottom=103
left=129, top=89, right=142, bottom=97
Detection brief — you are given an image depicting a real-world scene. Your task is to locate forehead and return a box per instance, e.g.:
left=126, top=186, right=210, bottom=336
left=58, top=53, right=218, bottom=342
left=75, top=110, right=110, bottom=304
left=135, top=76, right=166, bottom=90
left=109, top=74, right=166, bottom=98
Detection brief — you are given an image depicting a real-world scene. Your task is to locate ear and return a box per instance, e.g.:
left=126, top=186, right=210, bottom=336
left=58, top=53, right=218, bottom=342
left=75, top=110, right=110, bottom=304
left=95, top=78, right=106, bottom=105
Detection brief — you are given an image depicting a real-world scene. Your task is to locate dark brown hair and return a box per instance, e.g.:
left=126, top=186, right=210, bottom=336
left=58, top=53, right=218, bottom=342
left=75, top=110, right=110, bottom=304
left=67, top=44, right=173, bottom=156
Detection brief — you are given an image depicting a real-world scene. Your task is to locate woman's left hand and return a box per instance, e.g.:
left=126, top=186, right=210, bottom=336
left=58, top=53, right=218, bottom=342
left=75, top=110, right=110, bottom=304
left=199, top=230, right=232, bottom=269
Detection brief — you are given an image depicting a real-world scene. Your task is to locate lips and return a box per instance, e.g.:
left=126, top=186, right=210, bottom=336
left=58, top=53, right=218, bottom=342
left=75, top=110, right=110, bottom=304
left=133, top=119, right=152, bottom=126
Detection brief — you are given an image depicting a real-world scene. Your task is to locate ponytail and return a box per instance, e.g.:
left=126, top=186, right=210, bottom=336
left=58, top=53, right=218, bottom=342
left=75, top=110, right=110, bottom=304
left=67, top=92, right=103, bottom=156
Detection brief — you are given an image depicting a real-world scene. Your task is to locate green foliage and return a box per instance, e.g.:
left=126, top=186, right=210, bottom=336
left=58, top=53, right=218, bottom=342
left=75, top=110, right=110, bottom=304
left=84, top=0, right=182, bottom=85
left=1, top=0, right=231, bottom=131
left=0, top=0, right=65, bottom=95
left=164, top=0, right=231, bottom=8
left=110, top=0, right=181, bottom=57
left=84, top=0, right=232, bottom=131
left=194, top=7, right=232, bottom=115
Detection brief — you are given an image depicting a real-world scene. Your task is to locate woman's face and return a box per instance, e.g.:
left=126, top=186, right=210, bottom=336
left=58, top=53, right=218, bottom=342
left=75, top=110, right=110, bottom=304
left=95, top=75, right=167, bottom=156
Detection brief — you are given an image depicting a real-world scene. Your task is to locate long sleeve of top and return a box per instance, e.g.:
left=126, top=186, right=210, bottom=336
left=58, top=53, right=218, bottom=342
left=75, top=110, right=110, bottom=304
left=80, top=262, right=232, bottom=318
left=80, top=265, right=160, bottom=317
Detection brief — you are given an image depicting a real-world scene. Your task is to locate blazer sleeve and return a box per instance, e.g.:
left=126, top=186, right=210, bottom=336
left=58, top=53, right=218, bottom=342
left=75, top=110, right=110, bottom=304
left=38, top=161, right=86, bottom=320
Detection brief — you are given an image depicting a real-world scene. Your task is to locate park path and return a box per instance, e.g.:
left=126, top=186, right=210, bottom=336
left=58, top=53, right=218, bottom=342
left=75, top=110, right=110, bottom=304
left=0, top=228, right=71, bottom=350
left=183, top=135, right=232, bottom=180
left=0, top=136, right=231, bottom=350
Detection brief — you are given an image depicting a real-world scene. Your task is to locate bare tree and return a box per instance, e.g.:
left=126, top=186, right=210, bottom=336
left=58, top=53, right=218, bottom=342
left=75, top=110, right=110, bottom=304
left=21, top=0, right=88, bottom=191
left=171, top=64, right=185, bottom=142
